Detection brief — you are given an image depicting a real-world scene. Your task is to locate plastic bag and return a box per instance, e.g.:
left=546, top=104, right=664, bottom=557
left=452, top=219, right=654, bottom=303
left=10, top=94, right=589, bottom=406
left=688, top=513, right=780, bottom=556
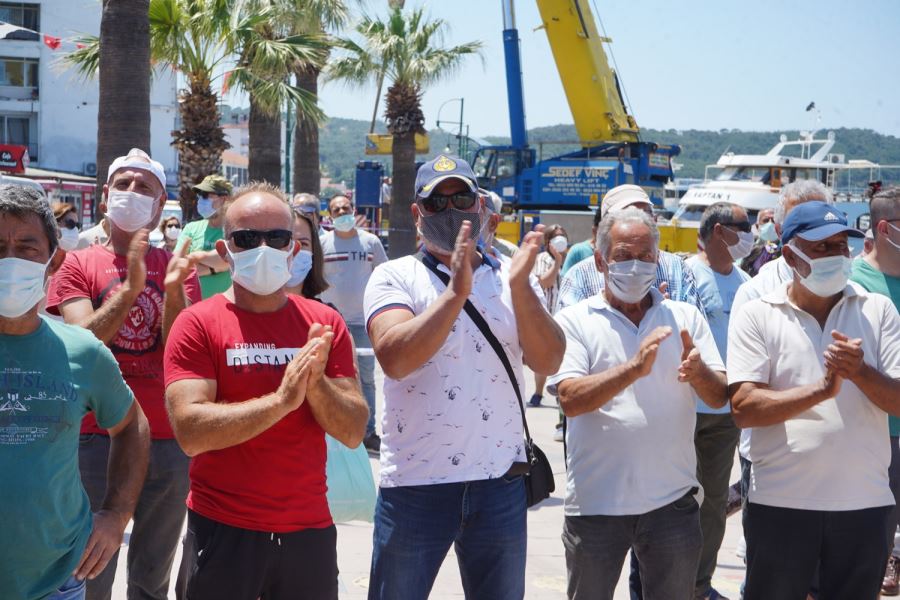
left=325, top=434, right=377, bottom=523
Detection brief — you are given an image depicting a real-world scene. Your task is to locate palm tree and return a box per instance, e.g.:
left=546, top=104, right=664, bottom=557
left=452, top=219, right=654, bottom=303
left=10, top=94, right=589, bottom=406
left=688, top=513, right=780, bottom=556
left=328, top=7, right=482, bottom=257
left=67, top=0, right=327, bottom=219
left=71, top=0, right=151, bottom=214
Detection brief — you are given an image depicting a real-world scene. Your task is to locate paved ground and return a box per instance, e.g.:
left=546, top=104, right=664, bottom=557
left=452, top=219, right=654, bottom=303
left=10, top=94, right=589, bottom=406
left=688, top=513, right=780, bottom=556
left=112, top=365, right=746, bottom=599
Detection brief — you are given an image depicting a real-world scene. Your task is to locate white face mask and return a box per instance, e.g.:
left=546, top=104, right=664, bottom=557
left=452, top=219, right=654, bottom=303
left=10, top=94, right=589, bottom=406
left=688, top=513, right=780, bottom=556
left=227, top=244, right=293, bottom=296
left=550, top=235, right=568, bottom=253
left=725, top=229, right=754, bottom=260
left=58, top=227, right=80, bottom=251
left=789, top=244, right=851, bottom=297
left=165, top=226, right=181, bottom=241
left=0, top=253, right=55, bottom=318
left=606, top=259, right=657, bottom=304
left=286, top=249, right=313, bottom=288
left=106, top=190, right=157, bottom=232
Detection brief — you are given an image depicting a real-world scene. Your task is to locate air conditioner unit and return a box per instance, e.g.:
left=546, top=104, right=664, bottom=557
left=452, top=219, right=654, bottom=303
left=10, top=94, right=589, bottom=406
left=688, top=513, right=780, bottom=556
left=83, top=162, right=97, bottom=176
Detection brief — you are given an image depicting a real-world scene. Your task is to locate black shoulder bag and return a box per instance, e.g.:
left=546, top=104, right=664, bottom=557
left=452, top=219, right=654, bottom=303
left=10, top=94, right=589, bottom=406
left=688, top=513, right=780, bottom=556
left=419, top=255, right=555, bottom=507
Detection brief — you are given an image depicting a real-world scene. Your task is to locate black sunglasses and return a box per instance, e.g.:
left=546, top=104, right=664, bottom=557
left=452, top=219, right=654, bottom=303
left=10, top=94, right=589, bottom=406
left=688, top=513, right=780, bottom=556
left=721, top=221, right=752, bottom=233
left=58, top=218, right=80, bottom=230
left=228, top=229, right=293, bottom=250
left=418, top=192, right=477, bottom=214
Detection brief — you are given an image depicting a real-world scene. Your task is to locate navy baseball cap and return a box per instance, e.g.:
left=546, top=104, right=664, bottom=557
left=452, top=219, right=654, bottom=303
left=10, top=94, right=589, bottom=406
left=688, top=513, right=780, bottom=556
left=781, top=200, right=863, bottom=246
left=415, top=155, right=478, bottom=198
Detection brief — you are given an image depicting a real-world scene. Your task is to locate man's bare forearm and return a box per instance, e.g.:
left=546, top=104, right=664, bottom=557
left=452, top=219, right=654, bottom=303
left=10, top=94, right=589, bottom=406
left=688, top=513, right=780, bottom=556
left=74, top=285, right=140, bottom=344
left=511, top=281, right=565, bottom=375
left=168, top=391, right=293, bottom=457
left=853, top=364, right=900, bottom=416
left=558, top=361, right=641, bottom=417
left=104, top=407, right=150, bottom=524
left=691, top=367, right=728, bottom=409
left=730, top=382, right=830, bottom=428
left=373, top=289, right=466, bottom=379
left=306, top=376, right=368, bottom=448
left=162, top=285, right=188, bottom=345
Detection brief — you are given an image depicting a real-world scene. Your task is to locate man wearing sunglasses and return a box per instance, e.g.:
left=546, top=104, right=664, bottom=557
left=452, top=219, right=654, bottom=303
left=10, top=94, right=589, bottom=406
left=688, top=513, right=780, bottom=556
left=46, top=148, right=202, bottom=600
left=320, top=194, right=388, bottom=453
left=363, top=155, right=566, bottom=600
left=165, top=183, right=368, bottom=600
left=179, top=174, right=234, bottom=299
left=685, top=202, right=752, bottom=600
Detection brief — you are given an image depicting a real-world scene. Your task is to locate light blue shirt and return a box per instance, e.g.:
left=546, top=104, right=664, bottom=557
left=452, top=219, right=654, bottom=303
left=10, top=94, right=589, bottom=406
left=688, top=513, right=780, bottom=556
left=686, top=256, right=750, bottom=414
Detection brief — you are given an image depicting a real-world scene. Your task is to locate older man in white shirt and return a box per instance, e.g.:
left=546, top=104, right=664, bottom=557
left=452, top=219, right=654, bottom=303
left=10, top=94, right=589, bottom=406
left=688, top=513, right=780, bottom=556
left=549, top=207, right=726, bottom=600
left=729, top=201, right=900, bottom=600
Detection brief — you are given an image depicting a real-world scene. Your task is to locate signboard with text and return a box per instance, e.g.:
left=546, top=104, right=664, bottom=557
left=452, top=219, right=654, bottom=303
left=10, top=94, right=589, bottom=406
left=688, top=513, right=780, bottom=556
left=0, top=144, right=29, bottom=173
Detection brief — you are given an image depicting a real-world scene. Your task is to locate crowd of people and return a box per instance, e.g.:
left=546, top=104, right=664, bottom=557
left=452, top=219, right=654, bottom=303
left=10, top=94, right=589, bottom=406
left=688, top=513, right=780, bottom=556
left=1, top=147, right=899, bottom=600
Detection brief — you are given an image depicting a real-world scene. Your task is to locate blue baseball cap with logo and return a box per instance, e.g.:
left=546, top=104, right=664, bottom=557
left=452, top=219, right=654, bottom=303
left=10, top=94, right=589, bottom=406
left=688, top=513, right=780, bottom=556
left=415, top=155, right=478, bottom=198
left=781, top=200, right=864, bottom=246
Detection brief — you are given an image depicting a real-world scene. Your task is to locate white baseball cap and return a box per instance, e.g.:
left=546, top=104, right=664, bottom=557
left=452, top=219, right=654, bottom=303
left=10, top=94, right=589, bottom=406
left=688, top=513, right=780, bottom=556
left=107, top=148, right=166, bottom=191
left=600, top=184, right=652, bottom=220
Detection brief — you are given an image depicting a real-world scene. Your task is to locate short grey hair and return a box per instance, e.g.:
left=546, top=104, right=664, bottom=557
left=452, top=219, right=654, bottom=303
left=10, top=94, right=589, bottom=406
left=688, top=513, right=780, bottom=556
left=870, top=186, right=900, bottom=239
left=292, top=192, right=319, bottom=209
left=699, top=202, right=739, bottom=243
left=775, top=180, right=833, bottom=226
left=596, top=206, right=659, bottom=260
left=0, top=184, right=56, bottom=254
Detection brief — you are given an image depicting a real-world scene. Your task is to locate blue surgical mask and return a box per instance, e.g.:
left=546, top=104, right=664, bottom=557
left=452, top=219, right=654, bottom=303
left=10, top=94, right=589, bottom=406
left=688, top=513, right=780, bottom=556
left=758, top=221, right=778, bottom=243
left=197, top=197, right=216, bottom=219
left=332, top=214, right=356, bottom=233
left=287, top=250, right=313, bottom=288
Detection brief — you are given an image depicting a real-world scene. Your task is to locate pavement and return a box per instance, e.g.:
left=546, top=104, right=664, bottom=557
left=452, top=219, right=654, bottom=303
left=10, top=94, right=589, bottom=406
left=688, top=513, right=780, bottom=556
left=112, top=365, right=747, bottom=599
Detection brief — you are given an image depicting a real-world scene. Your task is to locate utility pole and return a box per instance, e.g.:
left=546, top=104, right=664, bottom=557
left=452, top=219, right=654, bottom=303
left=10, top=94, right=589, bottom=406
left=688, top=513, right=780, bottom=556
left=284, top=98, right=292, bottom=193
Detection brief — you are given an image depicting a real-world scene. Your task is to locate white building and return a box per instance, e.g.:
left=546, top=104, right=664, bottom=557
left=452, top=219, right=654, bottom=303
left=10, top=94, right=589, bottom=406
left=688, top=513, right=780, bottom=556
left=0, top=0, right=178, bottom=185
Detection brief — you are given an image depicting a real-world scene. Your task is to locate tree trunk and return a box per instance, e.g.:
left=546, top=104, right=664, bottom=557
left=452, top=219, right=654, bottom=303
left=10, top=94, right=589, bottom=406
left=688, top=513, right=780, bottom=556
left=388, top=131, right=417, bottom=258
left=171, top=75, right=229, bottom=222
left=293, top=67, right=320, bottom=196
left=248, top=95, right=282, bottom=187
left=96, top=0, right=150, bottom=219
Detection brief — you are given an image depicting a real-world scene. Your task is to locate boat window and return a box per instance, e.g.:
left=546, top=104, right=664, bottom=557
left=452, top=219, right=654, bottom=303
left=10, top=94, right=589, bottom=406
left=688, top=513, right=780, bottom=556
left=715, top=167, right=770, bottom=183
left=672, top=204, right=707, bottom=223
left=794, top=168, right=823, bottom=183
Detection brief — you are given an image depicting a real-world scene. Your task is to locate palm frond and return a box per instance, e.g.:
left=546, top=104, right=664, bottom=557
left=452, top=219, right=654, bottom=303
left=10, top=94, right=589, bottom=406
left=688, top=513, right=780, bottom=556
left=231, top=67, right=325, bottom=124
left=61, top=35, right=100, bottom=81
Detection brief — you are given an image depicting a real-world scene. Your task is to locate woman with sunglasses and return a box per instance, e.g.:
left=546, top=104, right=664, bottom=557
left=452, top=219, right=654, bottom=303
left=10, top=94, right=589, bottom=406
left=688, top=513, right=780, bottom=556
left=51, top=202, right=81, bottom=252
left=158, top=216, right=182, bottom=252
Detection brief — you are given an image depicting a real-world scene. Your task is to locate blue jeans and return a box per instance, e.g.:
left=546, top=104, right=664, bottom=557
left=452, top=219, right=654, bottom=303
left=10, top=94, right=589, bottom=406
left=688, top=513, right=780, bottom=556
left=563, top=491, right=702, bottom=600
left=368, top=476, right=527, bottom=600
left=348, top=323, right=377, bottom=436
left=47, top=576, right=86, bottom=600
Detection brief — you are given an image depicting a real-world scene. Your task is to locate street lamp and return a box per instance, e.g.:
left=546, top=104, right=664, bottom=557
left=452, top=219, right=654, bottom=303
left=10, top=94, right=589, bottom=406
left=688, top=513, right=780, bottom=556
left=436, top=97, right=465, bottom=157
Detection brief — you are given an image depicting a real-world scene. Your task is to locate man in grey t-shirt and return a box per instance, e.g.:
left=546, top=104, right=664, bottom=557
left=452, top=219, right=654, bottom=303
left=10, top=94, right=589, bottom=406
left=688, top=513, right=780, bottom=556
left=320, top=194, right=388, bottom=452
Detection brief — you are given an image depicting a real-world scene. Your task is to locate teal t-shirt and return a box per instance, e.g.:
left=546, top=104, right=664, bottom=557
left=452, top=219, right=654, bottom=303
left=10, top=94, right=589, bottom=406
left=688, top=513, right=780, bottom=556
left=0, top=317, right=134, bottom=600
left=562, top=240, right=593, bottom=276
left=179, top=219, right=232, bottom=298
left=850, top=257, right=900, bottom=436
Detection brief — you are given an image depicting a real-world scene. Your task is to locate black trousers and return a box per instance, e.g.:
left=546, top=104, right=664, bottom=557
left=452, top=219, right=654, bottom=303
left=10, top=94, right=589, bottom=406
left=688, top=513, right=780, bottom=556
left=744, top=502, right=892, bottom=600
left=181, top=510, right=339, bottom=600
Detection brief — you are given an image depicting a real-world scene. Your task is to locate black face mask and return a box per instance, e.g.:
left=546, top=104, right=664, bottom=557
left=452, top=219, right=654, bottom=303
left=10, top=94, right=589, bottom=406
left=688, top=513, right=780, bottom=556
left=419, top=207, right=481, bottom=254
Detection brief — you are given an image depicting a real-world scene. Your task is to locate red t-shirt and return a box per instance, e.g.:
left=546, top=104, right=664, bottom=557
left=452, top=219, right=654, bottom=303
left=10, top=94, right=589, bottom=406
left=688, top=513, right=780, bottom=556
left=163, top=294, right=357, bottom=532
left=46, top=244, right=202, bottom=438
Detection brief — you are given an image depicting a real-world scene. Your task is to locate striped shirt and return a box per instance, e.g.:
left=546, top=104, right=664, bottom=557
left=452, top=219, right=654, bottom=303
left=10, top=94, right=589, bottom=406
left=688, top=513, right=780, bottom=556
left=557, top=252, right=706, bottom=316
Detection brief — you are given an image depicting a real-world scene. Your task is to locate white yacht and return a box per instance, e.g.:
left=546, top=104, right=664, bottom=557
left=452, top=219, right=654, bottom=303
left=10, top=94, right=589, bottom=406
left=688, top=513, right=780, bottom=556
left=672, top=131, right=897, bottom=231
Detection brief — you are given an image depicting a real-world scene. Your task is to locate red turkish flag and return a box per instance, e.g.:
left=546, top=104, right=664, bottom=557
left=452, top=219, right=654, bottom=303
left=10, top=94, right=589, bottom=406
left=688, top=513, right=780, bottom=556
left=43, top=35, right=61, bottom=50
left=76, top=42, right=86, bottom=50
left=221, top=71, right=233, bottom=96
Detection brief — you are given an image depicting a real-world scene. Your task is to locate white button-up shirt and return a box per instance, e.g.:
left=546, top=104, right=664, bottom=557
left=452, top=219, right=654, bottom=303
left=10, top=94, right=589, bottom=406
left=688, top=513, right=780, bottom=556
left=727, top=281, right=900, bottom=511
left=364, top=253, right=543, bottom=487
left=548, top=289, right=724, bottom=516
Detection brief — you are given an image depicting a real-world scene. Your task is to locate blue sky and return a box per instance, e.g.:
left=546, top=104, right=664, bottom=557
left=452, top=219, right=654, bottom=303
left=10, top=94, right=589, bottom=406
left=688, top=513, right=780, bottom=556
left=295, top=0, right=900, bottom=139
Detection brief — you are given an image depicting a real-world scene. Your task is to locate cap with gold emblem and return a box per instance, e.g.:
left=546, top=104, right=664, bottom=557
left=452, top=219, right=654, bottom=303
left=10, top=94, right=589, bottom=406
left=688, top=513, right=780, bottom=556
left=192, top=174, right=233, bottom=196
left=414, top=154, right=478, bottom=198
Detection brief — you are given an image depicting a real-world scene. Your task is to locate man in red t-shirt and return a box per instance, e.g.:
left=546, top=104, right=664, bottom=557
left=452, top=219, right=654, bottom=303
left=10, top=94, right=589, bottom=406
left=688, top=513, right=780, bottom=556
left=46, top=148, right=202, bottom=600
left=164, top=182, right=368, bottom=600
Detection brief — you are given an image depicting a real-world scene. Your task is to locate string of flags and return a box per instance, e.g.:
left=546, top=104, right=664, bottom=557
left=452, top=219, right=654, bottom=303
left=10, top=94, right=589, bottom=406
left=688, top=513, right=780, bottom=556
left=0, top=20, right=87, bottom=51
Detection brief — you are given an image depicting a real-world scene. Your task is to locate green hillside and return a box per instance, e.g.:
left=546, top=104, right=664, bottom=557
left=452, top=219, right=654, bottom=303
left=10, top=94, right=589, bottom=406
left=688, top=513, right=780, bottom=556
left=224, top=108, right=900, bottom=188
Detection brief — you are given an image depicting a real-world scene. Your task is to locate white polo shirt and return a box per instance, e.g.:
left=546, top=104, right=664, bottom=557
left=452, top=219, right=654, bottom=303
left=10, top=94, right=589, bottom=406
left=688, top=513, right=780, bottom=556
left=727, top=281, right=900, bottom=511
left=548, top=289, right=724, bottom=516
left=363, top=253, right=542, bottom=488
